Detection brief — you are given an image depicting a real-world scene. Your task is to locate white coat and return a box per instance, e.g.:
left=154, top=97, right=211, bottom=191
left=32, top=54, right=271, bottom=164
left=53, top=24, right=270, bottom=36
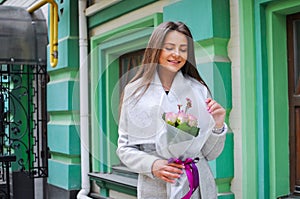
left=117, top=70, right=227, bottom=199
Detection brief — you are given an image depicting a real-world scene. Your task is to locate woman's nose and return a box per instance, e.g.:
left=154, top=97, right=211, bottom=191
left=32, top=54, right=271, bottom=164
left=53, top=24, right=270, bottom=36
left=172, top=49, right=180, bottom=57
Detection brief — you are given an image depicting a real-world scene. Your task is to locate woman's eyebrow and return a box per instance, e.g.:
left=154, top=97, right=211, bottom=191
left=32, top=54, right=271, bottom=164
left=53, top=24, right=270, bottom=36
left=163, top=42, right=188, bottom=47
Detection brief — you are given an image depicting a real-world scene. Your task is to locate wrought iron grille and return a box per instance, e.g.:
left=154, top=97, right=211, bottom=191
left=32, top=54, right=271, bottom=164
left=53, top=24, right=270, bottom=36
left=0, top=63, right=48, bottom=179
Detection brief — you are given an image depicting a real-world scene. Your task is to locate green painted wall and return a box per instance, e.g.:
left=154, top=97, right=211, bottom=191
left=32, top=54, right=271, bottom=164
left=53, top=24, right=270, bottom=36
left=47, top=81, right=79, bottom=111
left=88, top=0, right=157, bottom=29
left=239, top=0, right=300, bottom=198
left=48, top=159, right=81, bottom=190
left=47, top=0, right=79, bottom=71
left=198, top=62, right=232, bottom=111
left=47, top=0, right=81, bottom=192
left=265, top=1, right=300, bottom=197
left=239, top=0, right=258, bottom=197
left=47, top=39, right=79, bottom=71
left=163, top=0, right=230, bottom=41
left=48, top=124, right=80, bottom=154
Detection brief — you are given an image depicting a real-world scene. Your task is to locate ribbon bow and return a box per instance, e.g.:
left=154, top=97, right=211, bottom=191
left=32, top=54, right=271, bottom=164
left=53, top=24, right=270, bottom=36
left=168, top=157, right=200, bottom=199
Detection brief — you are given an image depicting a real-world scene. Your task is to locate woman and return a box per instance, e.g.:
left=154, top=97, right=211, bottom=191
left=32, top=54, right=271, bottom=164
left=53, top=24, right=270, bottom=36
left=117, top=21, right=227, bottom=199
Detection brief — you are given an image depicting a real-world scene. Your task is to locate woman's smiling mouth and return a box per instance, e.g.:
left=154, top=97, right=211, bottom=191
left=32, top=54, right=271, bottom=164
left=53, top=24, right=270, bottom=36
left=168, top=60, right=181, bottom=64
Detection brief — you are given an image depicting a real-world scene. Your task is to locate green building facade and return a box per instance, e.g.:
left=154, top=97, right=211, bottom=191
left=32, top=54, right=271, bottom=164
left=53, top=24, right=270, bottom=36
left=39, top=0, right=300, bottom=198
left=46, top=0, right=81, bottom=198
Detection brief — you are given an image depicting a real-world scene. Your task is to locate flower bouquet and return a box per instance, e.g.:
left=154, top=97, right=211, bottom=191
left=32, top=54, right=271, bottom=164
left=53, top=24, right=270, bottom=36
left=162, top=98, right=199, bottom=137
left=156, top=98, right=214, bottom=199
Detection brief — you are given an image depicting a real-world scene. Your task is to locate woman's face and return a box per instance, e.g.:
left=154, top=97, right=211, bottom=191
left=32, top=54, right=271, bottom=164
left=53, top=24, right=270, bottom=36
left=159, top=31, right=188, bottom=73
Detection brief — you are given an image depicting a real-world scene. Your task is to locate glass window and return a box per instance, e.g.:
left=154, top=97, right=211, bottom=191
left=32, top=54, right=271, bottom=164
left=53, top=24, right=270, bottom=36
left=119, top=49, right=145, bottom=94
left=112, top=49, right=145, bottom=170
left=294, top=20, right=300, bottom=94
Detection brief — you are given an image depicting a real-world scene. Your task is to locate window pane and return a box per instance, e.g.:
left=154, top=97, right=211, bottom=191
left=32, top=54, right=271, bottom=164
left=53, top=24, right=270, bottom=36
left=119, top=49, right=145, bottom=94
left=294, top=20, right=300, bottom=94
left=116, top=49, right=145, bottom=168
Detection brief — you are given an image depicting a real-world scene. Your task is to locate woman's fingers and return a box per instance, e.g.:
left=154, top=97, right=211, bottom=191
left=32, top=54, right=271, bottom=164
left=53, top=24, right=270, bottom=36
left=152, top=159, right=184, bottom=183
left=160, top=170, right=182, bottom=183
left=168, top=162, right=185, bottom=169
left=206, top=98, right=226, bottom=128
left=206, top=98, right=220, bottom=112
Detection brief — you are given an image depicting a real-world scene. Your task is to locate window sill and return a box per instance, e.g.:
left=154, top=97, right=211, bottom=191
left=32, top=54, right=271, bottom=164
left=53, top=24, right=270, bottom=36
left=89, top=166, right=138, bottom=197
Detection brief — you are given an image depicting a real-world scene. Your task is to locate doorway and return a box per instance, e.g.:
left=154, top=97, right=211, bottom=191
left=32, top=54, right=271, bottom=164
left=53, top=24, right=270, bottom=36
left=287, top=12, right=300, bottom=195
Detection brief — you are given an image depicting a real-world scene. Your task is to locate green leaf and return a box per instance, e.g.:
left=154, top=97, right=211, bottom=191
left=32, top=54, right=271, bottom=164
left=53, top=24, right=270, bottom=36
left=190, top=126, right=200, bottom=137
left=177, top=123, right=190, bottom=132
left=177, top=123, right=199, bottom=137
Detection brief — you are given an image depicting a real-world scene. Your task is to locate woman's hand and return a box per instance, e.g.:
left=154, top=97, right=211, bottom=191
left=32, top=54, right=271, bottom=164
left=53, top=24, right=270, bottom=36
left=152, top=159, right=184, bottom=183
left=206, top=98, right=226, bottom=128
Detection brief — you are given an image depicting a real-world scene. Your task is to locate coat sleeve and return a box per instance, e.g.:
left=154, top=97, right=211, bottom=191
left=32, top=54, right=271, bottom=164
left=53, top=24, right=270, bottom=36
left=201, top=123, right=227, bottom=161
left=117, top=129, right=160, bottom=178
left=116, top=87, right=160, bottom=178
left=199, top=83, right=227, bottom=161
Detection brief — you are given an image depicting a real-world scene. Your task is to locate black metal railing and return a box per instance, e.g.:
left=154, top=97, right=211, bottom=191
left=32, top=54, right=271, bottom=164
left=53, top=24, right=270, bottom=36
left=0, top=155, right=16, bottom=199
left=0, top=63, right=48, bottom=197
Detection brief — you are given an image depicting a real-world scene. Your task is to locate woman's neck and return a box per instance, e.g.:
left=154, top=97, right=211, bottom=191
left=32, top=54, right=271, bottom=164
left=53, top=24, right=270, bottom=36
left=157, top=66, right=177, bottom=91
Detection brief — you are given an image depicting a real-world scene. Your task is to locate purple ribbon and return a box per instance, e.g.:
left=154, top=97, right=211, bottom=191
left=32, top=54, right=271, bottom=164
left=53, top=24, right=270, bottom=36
left=168, top=157, right=200, bottom=199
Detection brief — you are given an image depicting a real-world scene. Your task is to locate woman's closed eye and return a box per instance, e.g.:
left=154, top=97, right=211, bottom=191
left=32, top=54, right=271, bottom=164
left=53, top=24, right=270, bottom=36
left=163, top=47, right=187, bottom=53
left=165, top=47, right=174, bottom=51
left=179, top=48, right=187, bottom=53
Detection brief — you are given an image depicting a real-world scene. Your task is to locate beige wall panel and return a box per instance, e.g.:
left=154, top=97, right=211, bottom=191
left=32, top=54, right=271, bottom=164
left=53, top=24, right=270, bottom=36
left=228, top=0, right=242, bottom=198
